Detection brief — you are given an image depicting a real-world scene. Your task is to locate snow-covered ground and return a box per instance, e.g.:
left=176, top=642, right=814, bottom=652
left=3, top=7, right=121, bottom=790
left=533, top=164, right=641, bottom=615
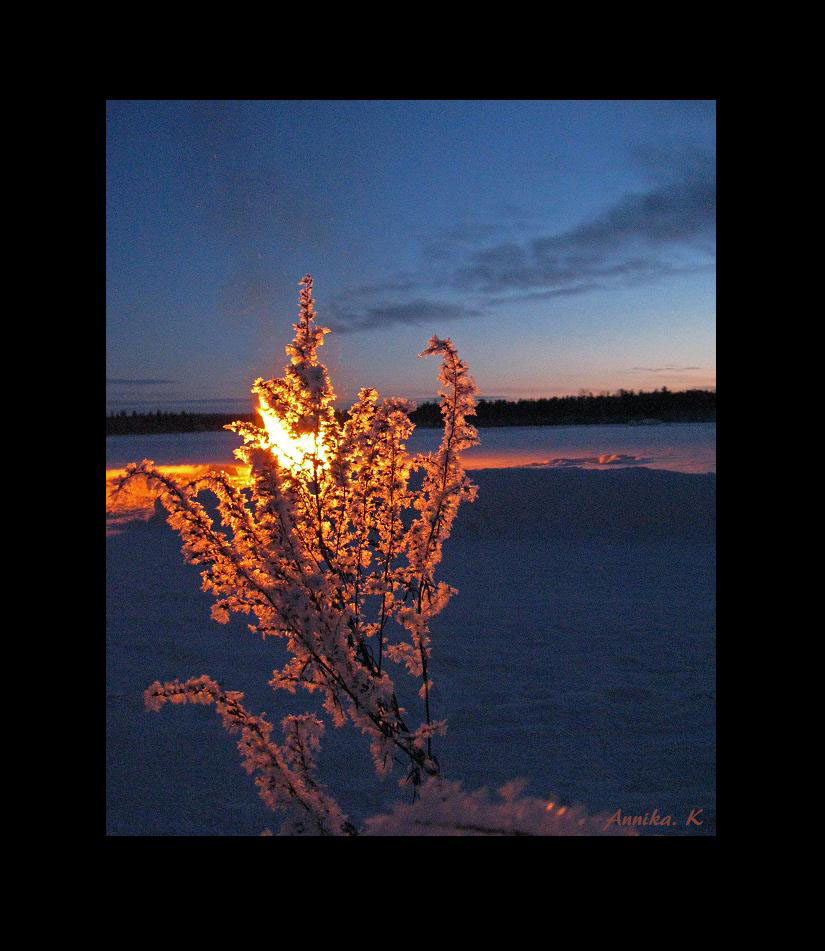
left=106, top=425, right=716, bottom=835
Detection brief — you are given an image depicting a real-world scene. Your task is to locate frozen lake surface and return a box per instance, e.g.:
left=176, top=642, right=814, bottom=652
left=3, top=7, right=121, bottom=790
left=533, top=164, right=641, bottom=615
left=107, top=421, right=716, bottom=475
left=106, top=460, right=716, bottom=835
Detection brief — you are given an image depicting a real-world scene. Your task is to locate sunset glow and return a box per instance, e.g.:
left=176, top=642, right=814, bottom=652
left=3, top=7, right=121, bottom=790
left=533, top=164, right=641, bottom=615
left=107, top=102, right=715, bottom=416
left=106, top=101, right=716, bottom=837
left=257, top=400, right=329, bottom=475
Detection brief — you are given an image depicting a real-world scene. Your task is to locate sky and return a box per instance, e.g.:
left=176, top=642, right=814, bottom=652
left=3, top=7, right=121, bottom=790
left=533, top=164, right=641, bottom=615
left=106, top=100, right=715, bottom=413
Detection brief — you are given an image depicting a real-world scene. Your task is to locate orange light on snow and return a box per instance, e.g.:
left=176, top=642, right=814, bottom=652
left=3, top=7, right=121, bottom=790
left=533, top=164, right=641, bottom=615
left=258, top=401, right=328, bottom=475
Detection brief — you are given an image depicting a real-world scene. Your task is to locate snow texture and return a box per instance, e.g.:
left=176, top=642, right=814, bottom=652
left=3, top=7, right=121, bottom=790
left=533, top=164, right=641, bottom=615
left=107, top=463, right=715, bottom=835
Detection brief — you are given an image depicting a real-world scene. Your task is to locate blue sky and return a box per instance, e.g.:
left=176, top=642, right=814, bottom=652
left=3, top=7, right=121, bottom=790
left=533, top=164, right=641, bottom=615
left=106, top=100, right=715, bottom=412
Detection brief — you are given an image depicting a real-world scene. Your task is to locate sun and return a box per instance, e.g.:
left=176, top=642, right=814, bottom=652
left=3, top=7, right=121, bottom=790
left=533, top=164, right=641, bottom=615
left=257, top=398, right=329, bottom=475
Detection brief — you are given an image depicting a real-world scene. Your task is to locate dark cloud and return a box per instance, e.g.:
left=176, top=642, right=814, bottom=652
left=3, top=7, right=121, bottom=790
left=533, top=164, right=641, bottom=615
left=328, top=299, right=482, bottom=334
left=629, top=143, right=715, bottom=185
left=330, top=147, right=714, bottom=333
left=107, top=378, right=178, bottom=385
left=486, top=282, right=603, bottom=306
left=419, top=205, right=551, bottom=264
left=482, top=259, right=713, bottom=306
left=629, top=365, right=703, bottom=373
left=455, top=150, right=715, bottom=295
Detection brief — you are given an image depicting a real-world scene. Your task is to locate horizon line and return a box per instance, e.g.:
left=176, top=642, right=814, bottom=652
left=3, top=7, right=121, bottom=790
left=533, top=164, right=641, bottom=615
left=106, top=385, right=717, bottom=414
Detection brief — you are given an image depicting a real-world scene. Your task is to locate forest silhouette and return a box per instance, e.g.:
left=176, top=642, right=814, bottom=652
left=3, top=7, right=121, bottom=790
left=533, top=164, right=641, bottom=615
left=106, top=388, right=716, bottom=436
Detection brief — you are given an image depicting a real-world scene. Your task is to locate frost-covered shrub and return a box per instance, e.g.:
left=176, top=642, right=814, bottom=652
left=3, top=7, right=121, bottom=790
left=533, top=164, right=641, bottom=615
left=113, top=275, right=634, bottom=836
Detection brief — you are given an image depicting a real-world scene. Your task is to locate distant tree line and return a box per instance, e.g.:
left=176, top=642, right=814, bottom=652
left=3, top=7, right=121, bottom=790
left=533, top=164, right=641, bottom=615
left=106, top=388, right=715, bottom=436
left=410, top=387, right=716, bottom=428
left=106, top=410, right=257, bottom=436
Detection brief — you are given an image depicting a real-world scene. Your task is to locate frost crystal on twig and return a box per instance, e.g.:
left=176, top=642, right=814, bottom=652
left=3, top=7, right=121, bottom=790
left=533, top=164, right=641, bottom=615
left=115, top=275, right=478, bottom=833
left=114, top=275, right=635, bottom=836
